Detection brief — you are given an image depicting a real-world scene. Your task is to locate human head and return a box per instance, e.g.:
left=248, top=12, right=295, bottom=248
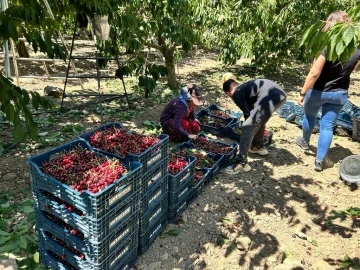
left=222, top=72, right=236, bottom=83
left=223, top=79, right=238, bottom=98
left=184, top=84, right=203, bottom=106
left=323, top=11, right=351, bottom=31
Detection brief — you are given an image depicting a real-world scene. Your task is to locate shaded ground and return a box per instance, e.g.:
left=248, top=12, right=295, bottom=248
left=0, top=45, right=359, bottom=270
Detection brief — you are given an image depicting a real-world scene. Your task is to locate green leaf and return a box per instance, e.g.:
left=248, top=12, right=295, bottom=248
left=0, top=230, right=11, bottom=236
left=8, top=20, right=18, bottom=41
left=0, top=243, right=20, bottom=253
left=335, top=39, right=345, bottom=58
left=342, top=26, right=355, bottom=46
left=33, top=252, right=40, bottom=263
left=311, top=240, right=318, bottom=246
left=0, top=236, right=12, bottom=245
left=22, top=206, right=35, bottom=214
left=1, top=202, right=10, bottom=209
left=4, top=103, right=15, bottom=122
left=19, top=236, right=29, bottom=250
left=160, top=228, right=180, bottom=238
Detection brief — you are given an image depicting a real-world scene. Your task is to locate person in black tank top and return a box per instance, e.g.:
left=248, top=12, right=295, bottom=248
left=296, top=11, right=360, bottom=172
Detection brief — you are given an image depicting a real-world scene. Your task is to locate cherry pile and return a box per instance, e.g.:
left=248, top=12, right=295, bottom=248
left=44, top=211, right=84, bottom=239
left=174, top=148, right=215, bottom=168
left=42, top=190, right=83, bottom=216
left=168, top=154, right=188, bottom=175
left=210, top=110, right=232, bottom=119
left=46, top=231, right=85, bottom=260
left=89, top=127, right=160, bottom=157
left=192, top=136, right=232, bottom=155
left=193, top=170, right=205, bottom=186
left=40, top=146, right=128, bottom=194
left=199, top=115, right=228, bottom=128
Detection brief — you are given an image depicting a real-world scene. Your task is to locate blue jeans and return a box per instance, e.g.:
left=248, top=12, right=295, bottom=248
left=302, top=89, right=348, bottom=161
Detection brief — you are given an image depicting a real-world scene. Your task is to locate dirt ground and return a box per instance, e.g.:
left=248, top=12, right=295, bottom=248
left=0, top=43, right=359, bottom=270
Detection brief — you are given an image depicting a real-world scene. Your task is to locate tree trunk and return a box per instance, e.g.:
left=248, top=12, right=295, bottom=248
left=163, top=50, right=177, bottom=89
left=17, top=41, right=30, bottom=58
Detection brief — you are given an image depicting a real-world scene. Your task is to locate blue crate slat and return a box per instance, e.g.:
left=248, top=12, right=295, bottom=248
left=167, top=194, right=193, bottom=223
left=192, top=168, right=211, bottom=198
left=35, top=208, right=139, bottom=262
left=196, top=109, right=235, bottom=137
left=227, top=122, right=274, bottom=146
left=352, top=114, right=360, bottom=141
left=33, top=188, right=139, bottom=242
left=168, top=177, right=193, bottom=210
left=28, top=139, right=142, bottom=218
left=172, top=142, right=223, bottom=179
left=39, top=234, right=138, bottom=270
left=341, top=100, right=359, bottom=116
left=188, top=133, right=238, bottom=168
left=284, top=105, right=303, bottom=122
left=141, top=157, right=168, bottom=195
left=168, top=155, right=196, bottom=192
left=78, top=122, right=169, bottom=171
left=140, top=176, right=168, bottom=215
left=140, top=192, right=168, bottom=234
left=276, top=101, right=296, bottom=118
left=336, top=112, right=353, bottom=130
left=205, top=104, right=242, bottom=121
left=138, top=212, right=168, bottom=254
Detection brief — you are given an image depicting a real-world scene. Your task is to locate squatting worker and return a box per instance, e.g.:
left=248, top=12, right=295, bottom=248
left=160, top=84, right=203, bottom=142
left=222, top=74, right=287, bottom=174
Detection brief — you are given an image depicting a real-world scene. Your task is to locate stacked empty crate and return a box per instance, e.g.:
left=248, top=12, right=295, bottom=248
left=29, top=139, right=142, bottom=270
left=77, top=123, right=169, bottom=255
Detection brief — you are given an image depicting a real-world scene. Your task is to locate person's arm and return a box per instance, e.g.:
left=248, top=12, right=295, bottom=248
left=354, top=60, right=360, bottom=72
left=298, top=55, right=326, bottom=105
left=173, top=105, right=190, bottom=138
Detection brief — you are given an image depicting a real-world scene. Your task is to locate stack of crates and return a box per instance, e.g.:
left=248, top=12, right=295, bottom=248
left=29, top=140, right=142, bottom=270
left=167, top=155, right=196, bottom=222
left=77, top=123, right=169, bottom=255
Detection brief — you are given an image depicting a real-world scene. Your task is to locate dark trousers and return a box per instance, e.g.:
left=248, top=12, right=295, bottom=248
left=238, top=87, right=287, bottom=164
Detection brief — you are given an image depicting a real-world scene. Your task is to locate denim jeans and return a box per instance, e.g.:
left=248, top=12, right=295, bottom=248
left=302, top=89, right=348, bottom=161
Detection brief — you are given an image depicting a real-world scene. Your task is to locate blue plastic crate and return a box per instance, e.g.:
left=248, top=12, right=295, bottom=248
left=196, top=109, right=235, bottom=137
left=276, top=101, right=296, bottom=118
left=168, top=177, right=193, bottom=210
left=192, top=168, right=211, bottom=198
left=78, top=122, right=169, bottom=171
left=33, top=188, right=139, bottom=242
left=140, top=193, right=168, bottom=234
left=28, top=139, right=142, bottom=218
left=172, top=142, right=223, bottom=179
left=189, top=133, right=238, bottom=168
left=35, top=208, right=139, bottom=263
left=341, top=100, right=359, bottom=116
left=140, top=176, right=168, bottom=215
left=206, top=104, right=242, bottom=121
left=168, top=193, right=193, bottom=223
left=141, top=157, right=168, bottom=195
left=284, top=105, right=303, bottom=122
left=336, top=112, right=353, bottom=130
left=226, top=121, right=242, bottom=141
left=39, top=230, right=138, bottom=270
left=138, top=212, right=168, bottom=254
left=352, top=114, right=360, bottom=141
left=168, top=155, right=196, bottom=192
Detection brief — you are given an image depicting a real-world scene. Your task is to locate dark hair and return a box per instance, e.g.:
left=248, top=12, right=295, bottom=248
left=223, top=79, right=237, bottom=93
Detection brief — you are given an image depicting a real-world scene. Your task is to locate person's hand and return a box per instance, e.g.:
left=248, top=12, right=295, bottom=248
left=188, top=134, right=198, bottom=140
left=195, top=118, right=200, bottom=124
left=297, top=96, right=305, bottom=106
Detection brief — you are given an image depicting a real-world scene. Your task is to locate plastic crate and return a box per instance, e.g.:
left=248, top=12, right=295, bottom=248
left=336, top=112, right=353, bottom=130
left=276, top=101, right=295, bottom=118
left=28, top=139, right=142, bottom=218
left=205, top=104, right=242, bottom=121
left=168, top=155, right=196, bottom=191
left=141, top=157, right=168, bottom=195
left=192, top=168, right=211, bottom=198
left=294, top=114, right=320, bottom=133
left=168, top=194, right=193, bottom=223
left=39, top=229, right=138, bottom=270
left=196, top=109, right=235, bottom=137
left=284, top=105, right=303, bottom=122
left=168, top=178, right=193, bottom=210
left=341, top=100, right=359, bottom=116
left=138, top=212, right=168, bottom=254
left=78, top=122, right=169, bottom=171
left=189, top=133, right=238, bottom=168
left=140, top=193, right=168, bottom=234
left=35, top=208, right=139, bottom=262
left=352, top=114, right=360, bottom=141
left=173, top=142, right=223, bottom=179
left=140, top=176, right=168, bottom=214
left=33, top=188, right=139, bottom=242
